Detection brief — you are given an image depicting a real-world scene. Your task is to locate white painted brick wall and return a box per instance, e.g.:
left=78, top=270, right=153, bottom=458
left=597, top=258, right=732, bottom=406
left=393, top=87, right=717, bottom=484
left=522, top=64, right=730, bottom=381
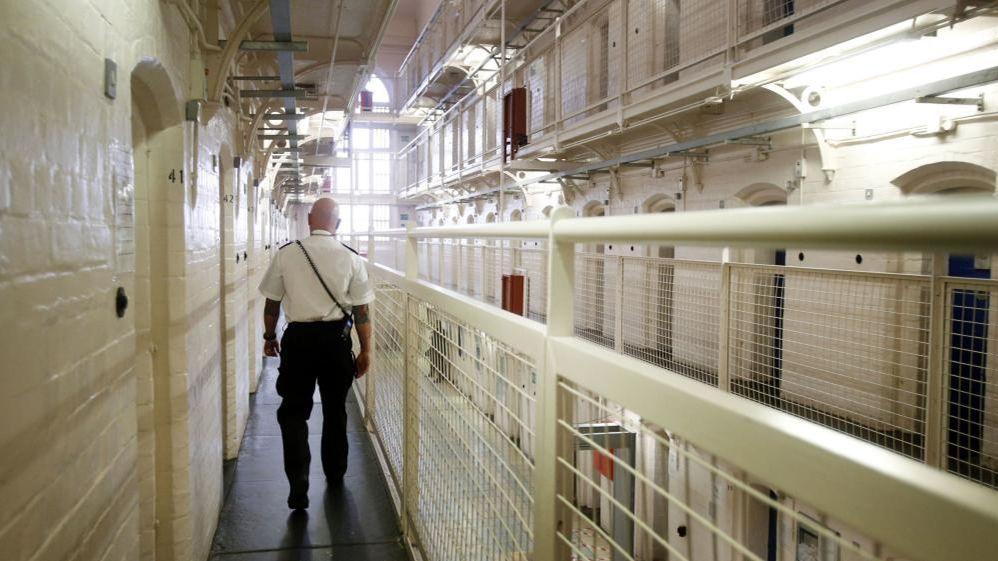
left=0, top=1, right=267, bottom=560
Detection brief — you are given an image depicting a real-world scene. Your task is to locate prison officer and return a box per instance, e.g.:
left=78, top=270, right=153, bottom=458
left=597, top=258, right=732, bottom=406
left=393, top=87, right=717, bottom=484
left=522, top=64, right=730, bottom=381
left=258, top=197, right=374, bottom=510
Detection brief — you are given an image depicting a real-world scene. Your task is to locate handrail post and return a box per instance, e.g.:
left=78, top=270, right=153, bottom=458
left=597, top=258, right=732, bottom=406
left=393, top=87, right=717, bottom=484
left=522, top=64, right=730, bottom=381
left=717, top=247, right=732, bottom=391
left=401, top=223, right=419, bottom=541
left=614, top=255, right=624, bottom=353
left=925, top=253, right=947, bottom=467
left=405, top=223, right=418, bottom=281
left=365, top=229, right=377, bottom=427
left=534, top=206, right=575, bottom=561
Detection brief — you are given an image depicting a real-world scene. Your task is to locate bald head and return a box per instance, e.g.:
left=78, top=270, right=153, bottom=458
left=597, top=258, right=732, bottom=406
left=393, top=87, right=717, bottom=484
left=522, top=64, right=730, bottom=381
left=308, top=197, right=340, bottom=233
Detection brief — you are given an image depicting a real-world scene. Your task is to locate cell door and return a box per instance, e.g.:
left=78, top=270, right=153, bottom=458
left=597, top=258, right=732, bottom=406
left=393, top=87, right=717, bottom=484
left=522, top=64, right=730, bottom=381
left=947, top=254, right=991, bottom=479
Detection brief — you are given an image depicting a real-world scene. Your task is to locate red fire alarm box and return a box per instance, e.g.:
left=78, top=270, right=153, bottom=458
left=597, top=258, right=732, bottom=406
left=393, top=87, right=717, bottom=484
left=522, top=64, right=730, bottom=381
left=501, top=274, right=526, bottom=316
left=503, top=87, right=528, bottom=161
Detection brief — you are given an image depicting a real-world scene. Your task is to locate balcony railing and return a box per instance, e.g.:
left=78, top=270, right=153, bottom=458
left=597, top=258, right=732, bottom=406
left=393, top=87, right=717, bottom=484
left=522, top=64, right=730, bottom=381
left=348, top=198, right=998, bottom=561
left=394, top=0, right=944, bottom=197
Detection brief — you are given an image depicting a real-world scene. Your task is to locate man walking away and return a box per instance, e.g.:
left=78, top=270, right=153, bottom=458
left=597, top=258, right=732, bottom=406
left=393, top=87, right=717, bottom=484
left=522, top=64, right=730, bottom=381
left=258, top=197, right=374, bottom=510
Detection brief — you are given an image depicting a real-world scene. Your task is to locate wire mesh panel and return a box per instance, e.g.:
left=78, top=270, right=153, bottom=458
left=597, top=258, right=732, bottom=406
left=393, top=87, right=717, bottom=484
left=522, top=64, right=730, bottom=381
left=418, top=239, right=431, bottom=282
left=407, top=296, right=537, bottom=561
left=442, top=238, right=458, bottom=289
left=620, top=256, right=722, bottom=385
left=728, top=265, right=931, bottom=459
left=554, top=378, right=908, bottom=561
left=944, top=278, right=998, bottom=488
left=520, top=241, right=549, bottom=323
left=371, top=280, right=407, bottom=482
left=575, top=252, right=618, bottom=349
left=737, top=0, right=847, bottom=52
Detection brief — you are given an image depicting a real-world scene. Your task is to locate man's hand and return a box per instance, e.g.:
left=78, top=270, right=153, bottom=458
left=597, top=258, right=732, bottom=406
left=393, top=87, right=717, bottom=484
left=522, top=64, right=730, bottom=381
left=355, top=350, right=371, bottom=378
left=264, top=339, right=280, bottom=357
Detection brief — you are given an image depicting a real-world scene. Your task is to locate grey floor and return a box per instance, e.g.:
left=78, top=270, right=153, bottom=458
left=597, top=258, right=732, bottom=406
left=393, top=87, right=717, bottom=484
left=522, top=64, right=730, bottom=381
left=210, top=358, right=408, bottom=560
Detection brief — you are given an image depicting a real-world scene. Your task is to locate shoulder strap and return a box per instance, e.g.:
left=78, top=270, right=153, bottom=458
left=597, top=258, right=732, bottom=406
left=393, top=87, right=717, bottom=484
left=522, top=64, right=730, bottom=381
left=295, top=240, right=351, bottom=318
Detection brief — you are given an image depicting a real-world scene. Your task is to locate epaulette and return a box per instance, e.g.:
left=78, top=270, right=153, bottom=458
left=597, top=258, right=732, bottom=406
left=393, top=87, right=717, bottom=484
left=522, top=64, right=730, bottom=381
left=340, top=242, right=359, bottom=255
left=278, top=240, right=295, bottom=250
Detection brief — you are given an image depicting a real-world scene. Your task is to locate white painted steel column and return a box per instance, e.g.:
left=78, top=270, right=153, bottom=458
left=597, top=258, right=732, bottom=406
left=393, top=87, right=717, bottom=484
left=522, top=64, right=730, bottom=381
left=614, top=255, right=624, bottom=353
left=366, top=230, right=377, bottom=425
left=401, top=223, right=419, bottom=539
left=925, top=253, right=947, bottom=467
left=717, top=247, right=732, bottom=391
left=534, top=206, right=575, bottom=560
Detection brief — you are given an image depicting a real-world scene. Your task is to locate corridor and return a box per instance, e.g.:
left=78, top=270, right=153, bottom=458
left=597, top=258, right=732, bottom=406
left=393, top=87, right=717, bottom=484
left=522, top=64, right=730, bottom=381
left=4, top=0, right=998, bottom=560
left=209, top=358, right=406, bottom=561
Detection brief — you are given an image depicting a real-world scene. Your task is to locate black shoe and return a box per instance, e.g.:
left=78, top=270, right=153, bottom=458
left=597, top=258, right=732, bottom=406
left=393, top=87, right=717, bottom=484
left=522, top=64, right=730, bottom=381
left=288, top=492, right=309, bottom=510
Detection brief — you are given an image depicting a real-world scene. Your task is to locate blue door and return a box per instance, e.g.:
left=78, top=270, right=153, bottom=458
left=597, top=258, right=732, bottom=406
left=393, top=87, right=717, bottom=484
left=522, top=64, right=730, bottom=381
left=947, top=255, right=990, bottom=479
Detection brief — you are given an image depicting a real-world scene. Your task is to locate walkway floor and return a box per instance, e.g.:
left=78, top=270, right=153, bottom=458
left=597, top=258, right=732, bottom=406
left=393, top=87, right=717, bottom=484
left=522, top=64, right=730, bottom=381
left=210, top=358, right=408, bottom=560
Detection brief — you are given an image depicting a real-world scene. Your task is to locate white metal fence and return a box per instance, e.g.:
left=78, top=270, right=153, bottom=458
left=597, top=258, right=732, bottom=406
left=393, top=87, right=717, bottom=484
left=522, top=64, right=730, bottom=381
left=353, top=200, right=998, bottom=561
left=394, top=0, right=939, bottom=196
left=354, top=227, right=998, bottom=481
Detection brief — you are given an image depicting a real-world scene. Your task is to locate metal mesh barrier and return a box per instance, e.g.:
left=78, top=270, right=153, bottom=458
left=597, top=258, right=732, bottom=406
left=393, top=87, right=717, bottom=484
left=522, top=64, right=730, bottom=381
left=737, top=0, right=843, bottom=42
left=554, top=378, right=907, bottom=561
left=944, top=278, right=998, bottom=488
left=407, top=296, right=537, bottom=561
left=728, top=265, right=931, bottom=459
left=620, top=256, right=722, bottom=385
left=575, top=252, right=617, bottom=349
left=371, top=281, right=407, bottom=481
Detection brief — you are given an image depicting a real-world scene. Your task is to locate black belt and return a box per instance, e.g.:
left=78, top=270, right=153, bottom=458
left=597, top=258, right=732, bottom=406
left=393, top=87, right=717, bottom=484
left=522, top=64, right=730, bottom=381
left=287, top=318, right=349, bottom=330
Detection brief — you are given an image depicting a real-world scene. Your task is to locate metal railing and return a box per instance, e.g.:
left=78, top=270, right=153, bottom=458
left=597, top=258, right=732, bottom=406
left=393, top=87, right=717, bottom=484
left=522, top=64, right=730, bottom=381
left=394, top=0, right=941, bottom=196
left=351, top=199, right=998, bottom=561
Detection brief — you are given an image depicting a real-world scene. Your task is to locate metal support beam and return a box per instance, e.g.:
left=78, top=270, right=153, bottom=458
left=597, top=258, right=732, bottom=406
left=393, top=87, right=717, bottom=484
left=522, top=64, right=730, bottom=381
left=230, top=75, right=281, bottom=81
left=240, top=89, right=311, bottom=98
left=238, top=40, right=308, bottom=52
left=259, top=134, right=307, bottom=140
left=915, top=93, right=984, bottom=111
left=251, top=113, right=309, bottom=120
left=517, top=66, right=998, bottom=189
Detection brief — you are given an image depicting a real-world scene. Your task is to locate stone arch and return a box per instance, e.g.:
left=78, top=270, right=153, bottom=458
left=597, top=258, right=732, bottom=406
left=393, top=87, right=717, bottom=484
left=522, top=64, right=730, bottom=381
left=509, top=208, right=523, bottom=221
left=485, top=212, right=496, bottom=223
left=582, top=199, right=606, bottom=217
left=467, top=214, right=477, bottom=224
left=642, top=193, right=676, bottom=214
left=891, top=161, right=996, bottom=195
left=131, top=57, right=184, bottom=132
left=541, top=205, right=554, bottom=218
left=734, top=183, right=788, bottom=207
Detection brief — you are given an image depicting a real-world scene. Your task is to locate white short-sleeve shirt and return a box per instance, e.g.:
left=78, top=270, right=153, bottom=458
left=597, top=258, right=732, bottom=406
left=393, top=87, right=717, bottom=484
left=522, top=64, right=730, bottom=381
left=258, top=230, right=375, bottom=322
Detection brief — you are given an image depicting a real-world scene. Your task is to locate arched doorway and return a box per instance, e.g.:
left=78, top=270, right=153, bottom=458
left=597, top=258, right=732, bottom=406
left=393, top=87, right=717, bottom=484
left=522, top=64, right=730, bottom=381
left=131, top=59, right=188, bottom=561
left=219, top=144, right=248, bottom=461
left=893, top=162, right=996, bottom=480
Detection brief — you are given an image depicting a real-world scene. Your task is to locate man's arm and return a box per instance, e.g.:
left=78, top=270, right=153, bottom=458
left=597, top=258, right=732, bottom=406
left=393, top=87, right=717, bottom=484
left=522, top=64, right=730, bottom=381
left=263, top=298, right=281, bottom=356
left=353, top=304, right=372, bottom=377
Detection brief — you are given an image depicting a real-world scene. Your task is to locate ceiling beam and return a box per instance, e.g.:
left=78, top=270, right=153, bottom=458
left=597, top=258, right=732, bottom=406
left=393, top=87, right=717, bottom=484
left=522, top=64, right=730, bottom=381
left=237, top=40, right=308, bottom=52
left=240, top=89, right=312, bottom=98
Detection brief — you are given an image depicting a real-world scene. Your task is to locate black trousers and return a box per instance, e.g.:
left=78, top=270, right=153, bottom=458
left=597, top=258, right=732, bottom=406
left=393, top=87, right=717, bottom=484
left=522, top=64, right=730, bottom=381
left=276, top=320, right=355, bottom=495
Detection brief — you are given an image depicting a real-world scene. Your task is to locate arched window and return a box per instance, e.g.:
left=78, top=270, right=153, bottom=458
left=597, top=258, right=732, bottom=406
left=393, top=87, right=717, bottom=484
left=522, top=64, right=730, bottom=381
left=358, top=75, right=391, bottom=113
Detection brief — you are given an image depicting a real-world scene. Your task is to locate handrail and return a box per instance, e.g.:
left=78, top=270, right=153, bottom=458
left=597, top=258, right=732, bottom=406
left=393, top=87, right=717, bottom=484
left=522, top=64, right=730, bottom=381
left=412, top=220, right=549, bottom=239
left=361, top=198, right=998, bottom=250
left=552, top=197, right=998, bottom=251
